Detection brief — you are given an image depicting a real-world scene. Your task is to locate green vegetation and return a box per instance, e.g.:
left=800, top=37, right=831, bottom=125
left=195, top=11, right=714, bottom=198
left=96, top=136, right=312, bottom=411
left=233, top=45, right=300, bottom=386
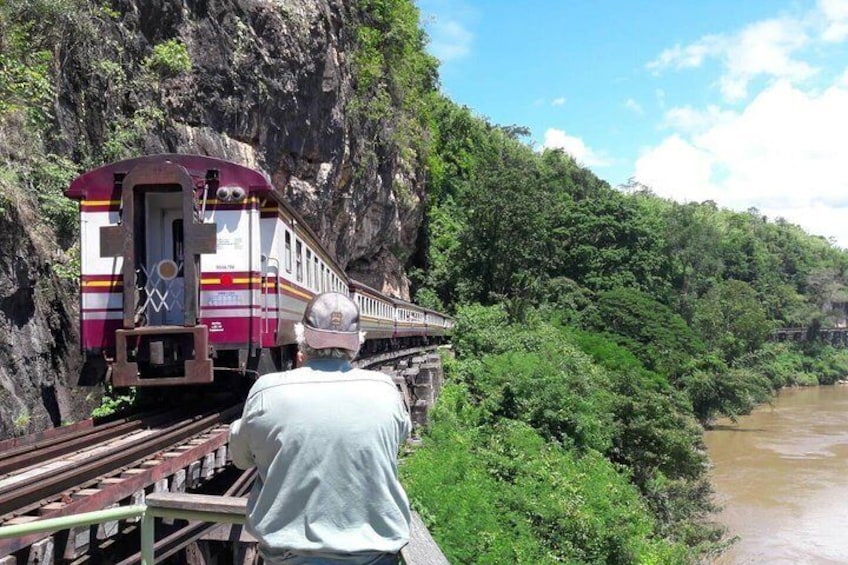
left=13, top=407, right=31, bottom=434
left=403, top=307, right=719, bottom=563
left=388, top=3, right=848, bottom=561
left=351, top=0, right=439, bottom=177
left=91, top=386, right=136, bottom=419
left=146, top=39, right=192, bottom=76
left=101, top=106, right=166, bottom=162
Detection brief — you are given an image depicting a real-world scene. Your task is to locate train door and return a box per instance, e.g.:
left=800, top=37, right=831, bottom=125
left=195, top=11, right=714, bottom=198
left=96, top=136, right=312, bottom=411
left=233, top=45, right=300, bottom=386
left=144, top=193, right=185, bottom=326
left=262, top=256, right=280, bottom=344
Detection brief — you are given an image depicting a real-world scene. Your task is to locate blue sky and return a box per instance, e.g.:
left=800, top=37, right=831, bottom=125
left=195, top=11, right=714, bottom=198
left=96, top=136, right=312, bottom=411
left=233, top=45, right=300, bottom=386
left=416, top=0, right=848, bottom=247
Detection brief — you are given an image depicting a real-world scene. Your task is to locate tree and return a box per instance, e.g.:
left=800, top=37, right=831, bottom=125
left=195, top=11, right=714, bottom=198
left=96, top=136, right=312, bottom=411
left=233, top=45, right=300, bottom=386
left=583, top=287, right=705, bottom=379
left=692, top=279, right=773, bottom=361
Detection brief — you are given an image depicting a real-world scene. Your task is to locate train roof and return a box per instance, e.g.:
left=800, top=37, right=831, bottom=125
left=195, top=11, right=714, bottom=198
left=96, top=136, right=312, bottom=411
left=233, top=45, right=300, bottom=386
left=65, top=153, right=348, bottom=276
left=65, top=154, right=273, bottom=200
left=392, top=296, right=426, bottom=311
left=348, top=279, right=394, bottom=298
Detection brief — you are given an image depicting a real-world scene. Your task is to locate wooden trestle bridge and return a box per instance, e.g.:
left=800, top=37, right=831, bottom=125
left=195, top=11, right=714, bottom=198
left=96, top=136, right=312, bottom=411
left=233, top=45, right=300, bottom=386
left=774, top=327, right=848, bottom=346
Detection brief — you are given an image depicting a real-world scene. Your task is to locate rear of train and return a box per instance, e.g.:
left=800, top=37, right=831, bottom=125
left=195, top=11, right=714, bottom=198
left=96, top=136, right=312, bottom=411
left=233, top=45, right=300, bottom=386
left=65, top=154, right=276, bottom=388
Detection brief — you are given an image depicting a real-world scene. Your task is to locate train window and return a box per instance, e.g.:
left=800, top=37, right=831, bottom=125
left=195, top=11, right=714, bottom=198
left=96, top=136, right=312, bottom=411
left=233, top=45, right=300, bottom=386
left=296, top=240, right=303, bottom=282
left=285, top=231, right=292, bottom=273
left=306, top=250, right=313, bottom=288
left=172, top=219, right=184, bottom=264
left=320, top=264, right=325, bottom=292
left=313, top=256, right=319, bottom=291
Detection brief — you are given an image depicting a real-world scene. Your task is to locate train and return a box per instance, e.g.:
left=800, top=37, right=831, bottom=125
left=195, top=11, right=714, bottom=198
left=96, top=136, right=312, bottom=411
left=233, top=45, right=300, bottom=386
left=64, top=154, right=452, bottom=388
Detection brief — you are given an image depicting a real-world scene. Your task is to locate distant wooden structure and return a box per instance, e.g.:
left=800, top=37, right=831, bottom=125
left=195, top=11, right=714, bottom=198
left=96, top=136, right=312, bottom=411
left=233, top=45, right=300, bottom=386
left=774, top=327, right=848, bottom=346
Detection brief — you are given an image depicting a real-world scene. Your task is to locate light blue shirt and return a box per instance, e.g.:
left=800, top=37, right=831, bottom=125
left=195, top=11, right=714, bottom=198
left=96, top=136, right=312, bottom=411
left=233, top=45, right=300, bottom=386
left=228, top=359, right=411, bottom=563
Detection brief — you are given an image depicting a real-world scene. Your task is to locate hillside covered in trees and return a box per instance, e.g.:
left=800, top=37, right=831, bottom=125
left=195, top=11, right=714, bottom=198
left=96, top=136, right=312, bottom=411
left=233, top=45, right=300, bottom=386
left=398, top=91, right=848, bottom=562
left=4, top=0, right=848, bottom=563
left=389, top=3, right=848, bottom=563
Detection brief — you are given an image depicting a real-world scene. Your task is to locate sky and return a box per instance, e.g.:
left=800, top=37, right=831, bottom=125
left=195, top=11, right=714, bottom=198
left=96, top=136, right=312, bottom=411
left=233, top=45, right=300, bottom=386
left=416, top=0, right=848, bottom=248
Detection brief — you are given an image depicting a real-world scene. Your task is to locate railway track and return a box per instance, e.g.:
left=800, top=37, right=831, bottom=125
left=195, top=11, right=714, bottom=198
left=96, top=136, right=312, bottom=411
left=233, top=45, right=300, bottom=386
left=0, top=403, right=242, bottom=560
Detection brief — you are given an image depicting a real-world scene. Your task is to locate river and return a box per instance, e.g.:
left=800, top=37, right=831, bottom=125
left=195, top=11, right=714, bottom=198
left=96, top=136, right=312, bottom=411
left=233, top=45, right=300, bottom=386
left=703, top=385, right=848, bottom=564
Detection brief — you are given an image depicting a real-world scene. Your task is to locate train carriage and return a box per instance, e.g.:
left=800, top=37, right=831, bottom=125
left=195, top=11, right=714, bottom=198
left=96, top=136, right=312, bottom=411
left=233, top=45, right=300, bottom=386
left=257, top=183, right=348, bottom=353
left=65, top=153, right=451, bottom=389
left=423, top=308, right=451, bottom=339
left=349, top=280, right=395, bottom=347
left=392, top=298, right=428, bottom=345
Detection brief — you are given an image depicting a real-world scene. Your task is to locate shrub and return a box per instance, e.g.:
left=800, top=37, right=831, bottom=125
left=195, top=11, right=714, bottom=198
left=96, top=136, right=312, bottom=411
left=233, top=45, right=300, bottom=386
left=91, top=387, right=136, bottom=418
left=402, top=388, right=677, bottom=564
left=146, top=39, right=191, bottom=76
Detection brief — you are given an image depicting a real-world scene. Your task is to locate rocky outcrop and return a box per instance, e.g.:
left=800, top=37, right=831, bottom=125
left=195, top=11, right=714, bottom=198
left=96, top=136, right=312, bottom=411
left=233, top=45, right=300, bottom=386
left=54, top=0, right=425, bottom=295
left=0, top=0, right=429, bottom=438
left=0, top=195, right=97, bottom=438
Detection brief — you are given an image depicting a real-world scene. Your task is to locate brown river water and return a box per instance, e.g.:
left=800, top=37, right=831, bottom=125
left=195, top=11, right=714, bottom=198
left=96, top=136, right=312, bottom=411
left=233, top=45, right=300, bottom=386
left=704, top=385, right=848, bottom=564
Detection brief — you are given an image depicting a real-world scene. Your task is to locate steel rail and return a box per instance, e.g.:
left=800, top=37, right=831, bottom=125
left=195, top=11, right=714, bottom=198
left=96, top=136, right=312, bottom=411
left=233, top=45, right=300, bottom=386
left=0, top=423, right=233, bottom=557
left=0, top=409, right=185, bottom=476
left=0, top=404, right=242, bottom=519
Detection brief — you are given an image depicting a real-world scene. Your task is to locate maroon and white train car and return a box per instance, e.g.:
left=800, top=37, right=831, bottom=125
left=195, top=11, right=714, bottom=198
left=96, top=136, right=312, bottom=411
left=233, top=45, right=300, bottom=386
left=349, top=280, right=395, bottom=344
left=424, top=308, right=453, bottom=338
left=65, top=154, right=348, bottom=387
left=392, top=298, right=428, bottom=344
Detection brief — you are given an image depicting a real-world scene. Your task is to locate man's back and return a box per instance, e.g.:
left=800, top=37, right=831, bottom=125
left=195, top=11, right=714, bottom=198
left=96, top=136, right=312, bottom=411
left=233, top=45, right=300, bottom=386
left=229, top=358, right=411, bottom=562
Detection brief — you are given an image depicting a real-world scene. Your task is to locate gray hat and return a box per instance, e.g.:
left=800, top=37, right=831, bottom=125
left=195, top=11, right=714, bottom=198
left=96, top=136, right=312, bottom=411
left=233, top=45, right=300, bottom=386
left=302, top=292, right=361, bottom=351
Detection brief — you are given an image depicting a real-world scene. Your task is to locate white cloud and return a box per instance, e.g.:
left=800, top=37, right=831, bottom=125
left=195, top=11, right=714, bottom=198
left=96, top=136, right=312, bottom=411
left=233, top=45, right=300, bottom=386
left=648, top=13, right=819, bottom=101
left=418, top=0, right=475, bottom=63
left=647, top=34, right=724, bottom=73
left=661, top=105, right=735, bottom=132
left=551, top=97, right=566, bottom=106
left=820, top=0, right=848, bottom=42
left=426, top=19, right=473, bottom=62
left=634, top=135, right=717, bottom=202
left=624, top=98, right=644, bottom=115
left=543, top=128, right=610, bottom=167
left=763, top=204, right=846, bottom=246
left=634, top=81, right=848, bottom=247
left=720, top=18, right=814, bottom=100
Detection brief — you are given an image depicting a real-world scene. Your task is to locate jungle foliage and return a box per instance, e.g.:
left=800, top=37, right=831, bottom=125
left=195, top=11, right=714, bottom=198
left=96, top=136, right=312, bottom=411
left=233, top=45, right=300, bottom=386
left=403, top=307, right=719, bottom=564
left=398, top=6, right=848, bottom=562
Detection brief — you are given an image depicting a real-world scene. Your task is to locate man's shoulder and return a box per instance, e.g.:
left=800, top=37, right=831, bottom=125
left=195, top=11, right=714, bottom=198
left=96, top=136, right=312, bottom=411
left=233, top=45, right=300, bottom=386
left=246, top=367, right=309, bottom=398
left=347, top=367, right=397, bottom=386
left=247, top=366, right=394, bottom=395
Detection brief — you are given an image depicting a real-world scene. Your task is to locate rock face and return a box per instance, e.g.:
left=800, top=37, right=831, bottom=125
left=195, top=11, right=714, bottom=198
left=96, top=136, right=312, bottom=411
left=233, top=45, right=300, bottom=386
left=56, top=0, right=424, bottom=296
left=0, top=0, right=428, bottom=438
left=0, top=197, right=96, bottom=438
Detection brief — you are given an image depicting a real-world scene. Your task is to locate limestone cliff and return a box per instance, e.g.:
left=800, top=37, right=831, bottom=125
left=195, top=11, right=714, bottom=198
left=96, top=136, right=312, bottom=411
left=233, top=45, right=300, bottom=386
left=55, top=0, right=425, bottom=296
left=0, top=0, right=433, bottom=437
left=0, top=193, right=95, bottom=438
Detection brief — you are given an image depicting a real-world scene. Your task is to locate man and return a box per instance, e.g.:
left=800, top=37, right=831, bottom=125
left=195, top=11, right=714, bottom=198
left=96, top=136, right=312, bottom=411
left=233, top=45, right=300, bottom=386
left=229, top=292, right=412, bottom=565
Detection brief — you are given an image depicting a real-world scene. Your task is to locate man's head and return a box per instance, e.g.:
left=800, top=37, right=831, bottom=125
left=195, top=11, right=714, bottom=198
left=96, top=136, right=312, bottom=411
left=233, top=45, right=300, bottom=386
left=296, top=292, right=364, bottom=361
